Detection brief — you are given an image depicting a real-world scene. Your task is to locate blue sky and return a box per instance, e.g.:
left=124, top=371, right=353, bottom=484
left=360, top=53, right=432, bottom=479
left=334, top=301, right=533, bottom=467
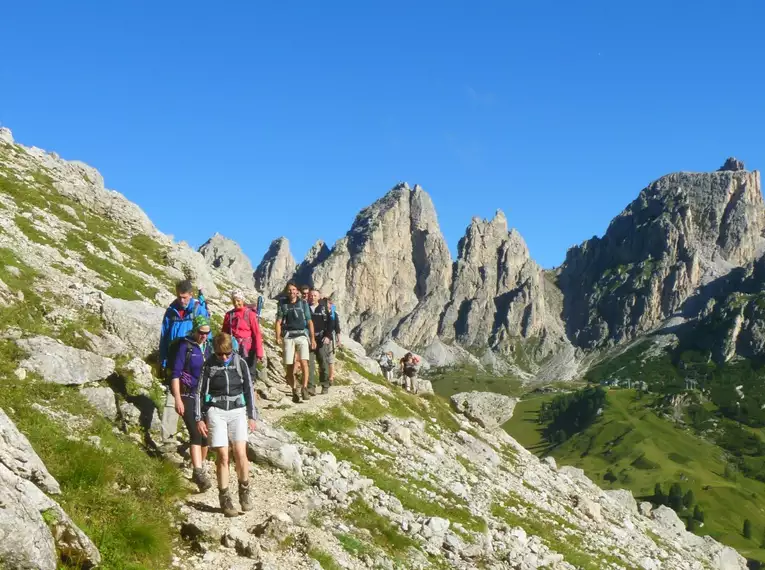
left=2, top=1, right=764, bottom=269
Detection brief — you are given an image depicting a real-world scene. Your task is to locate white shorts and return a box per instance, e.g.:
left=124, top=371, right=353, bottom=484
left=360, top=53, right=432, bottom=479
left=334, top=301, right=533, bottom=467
left=206, top=406, right=247, bottom=448
left=284, top=335, right=309, bottom=365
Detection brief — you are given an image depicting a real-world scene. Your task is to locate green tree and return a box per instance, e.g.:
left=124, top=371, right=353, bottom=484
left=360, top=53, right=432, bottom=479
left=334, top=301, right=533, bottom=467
left=693, top=505, right=704, bottom=522
left=686, top=517, right=698, bottom=532
left=653, top=483, right=666, bottom=506
left=744, top=518, right=753, bottom=539
left=682, top=489, right=695, bottom=508
left=668, top=483, right=683, bottom=511
left=724, top=462, right=736, bottom=481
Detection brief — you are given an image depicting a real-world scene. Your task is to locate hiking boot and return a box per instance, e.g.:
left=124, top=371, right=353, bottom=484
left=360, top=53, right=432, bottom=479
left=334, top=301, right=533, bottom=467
left=238, top=481, right=253, bottom=512
left=301, top=387, right=311, bottom=401
left=191, top=467, right=212, bottom=493
left=307, top=387, right=316, bottom=396
left=292, top=390, right=301, bottom=403
left=219, top=488, right=238, bottom=517
left=321, top=386, right=329, bottom=395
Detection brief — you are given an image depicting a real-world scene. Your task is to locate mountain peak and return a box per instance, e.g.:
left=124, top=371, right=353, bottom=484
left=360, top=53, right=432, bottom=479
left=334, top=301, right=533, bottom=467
left=719, top=157, right=746, bottom=172
left=254, top=237, right=296, bottom=297
left=198, top=233, right=255, bottom=288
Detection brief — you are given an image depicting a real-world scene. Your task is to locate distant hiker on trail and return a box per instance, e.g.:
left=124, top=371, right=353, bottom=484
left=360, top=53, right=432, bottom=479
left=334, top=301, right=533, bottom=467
left=170, top=315, right=213, bottom=492
left=379, top=351, right=395, bottom=382
left=324, top=295, right=341, bottom=383
left=222, top=290, right=264, bottom=380
left=400, top=352, right=419, bottom=393
left=275, top=282, right=315, bottom=403
left=307, top=288, right=333, bottom=396
left=158, top=280, right=209, bottom=450
left=195, top=333, right=257, bottom=517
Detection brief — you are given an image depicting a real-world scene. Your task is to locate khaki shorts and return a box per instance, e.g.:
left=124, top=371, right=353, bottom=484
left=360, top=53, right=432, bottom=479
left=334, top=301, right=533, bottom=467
left=206, top=406, right=247, bottom=448
left=284, top=334, right=310, bottom=364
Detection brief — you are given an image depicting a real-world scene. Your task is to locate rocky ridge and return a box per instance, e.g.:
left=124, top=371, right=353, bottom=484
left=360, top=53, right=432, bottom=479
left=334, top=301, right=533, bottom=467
left=253, top=237, right=297, bottom=298
left=199, top=233, right=256, bottom=289
left=0, top=128, right=749, bottom=568
left=559, top=159, right=765, bottom=349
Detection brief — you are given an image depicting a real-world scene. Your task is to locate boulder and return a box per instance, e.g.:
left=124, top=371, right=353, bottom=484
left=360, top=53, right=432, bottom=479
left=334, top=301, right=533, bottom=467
left=16, top=336, right=115, bottom=386
left=450, top=391, right=517, bottom=429
left=101, top=298, right=164, bottom=359
left=603, top=489, right=638, bottom=515
left=0, top=463, right=57, bottom=570
left=247, top=421, right=303, bottom=477
left=0, top=407, right=60, bottom=494
left=120, top=357, right=155, bottom=391
left=80, top=387, right=119, bottom=421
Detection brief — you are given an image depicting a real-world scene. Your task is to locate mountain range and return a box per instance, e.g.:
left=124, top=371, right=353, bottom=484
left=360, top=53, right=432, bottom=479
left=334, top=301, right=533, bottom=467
left=200, top=156, right=765, bottom=381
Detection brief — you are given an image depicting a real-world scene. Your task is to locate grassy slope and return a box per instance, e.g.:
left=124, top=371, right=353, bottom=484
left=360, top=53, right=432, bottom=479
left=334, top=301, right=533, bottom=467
left=504, top=389, right=765, bottom=562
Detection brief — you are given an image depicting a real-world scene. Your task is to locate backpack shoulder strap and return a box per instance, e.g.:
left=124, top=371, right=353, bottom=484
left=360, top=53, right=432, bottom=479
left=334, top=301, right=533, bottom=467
left=183, top=341, right=193, bottom=373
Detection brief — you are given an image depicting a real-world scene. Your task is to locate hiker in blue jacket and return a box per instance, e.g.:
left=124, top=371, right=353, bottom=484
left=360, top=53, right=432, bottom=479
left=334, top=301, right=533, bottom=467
left=158, top=280, right=209, bottom=450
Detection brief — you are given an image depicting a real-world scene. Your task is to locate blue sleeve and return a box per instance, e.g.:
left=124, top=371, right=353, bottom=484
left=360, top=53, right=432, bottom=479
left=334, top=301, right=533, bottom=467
left=159, top=311, right=171, bottom=364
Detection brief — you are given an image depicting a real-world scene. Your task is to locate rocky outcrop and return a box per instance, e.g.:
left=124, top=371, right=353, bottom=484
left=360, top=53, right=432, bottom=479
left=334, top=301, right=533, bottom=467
left=293, top=239, right=330, bottom=287
left=254, top=237, right=296, bottom=297
left=0, top=408, right=60, bottom=494
left=438, top=211, right=572, bottom=369
left=0, top=407, right=100, bottom=569
left=450, top=391, right=517, bottom=429
left=559, top=164, right=765, bottom=348
left=199, top=233, right=256, bottom=287
left=306, top=183, right=452, bottom=348
left=101, top=298, right=164, bottom=359
left=16, top=336, right=115, bottom=385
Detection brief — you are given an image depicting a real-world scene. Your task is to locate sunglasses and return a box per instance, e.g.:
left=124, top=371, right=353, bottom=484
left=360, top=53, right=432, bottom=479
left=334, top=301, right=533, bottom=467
left=216, top=351, right=232, bottom=358
left=197, top=330, right=211, bottom=336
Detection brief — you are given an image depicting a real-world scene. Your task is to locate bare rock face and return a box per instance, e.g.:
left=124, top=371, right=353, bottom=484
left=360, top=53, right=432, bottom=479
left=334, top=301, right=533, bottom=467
left=307, top=184, right=452, bottom=348
left=254, top=237, right=297, bottom=298
left=559, top=165, right=765, bottom=348
left=16, top=336, right=116, bottom=386
left=439, top=211, right=571, bottom=365
left=450, top=391, right=517, bottom=429
left=293, top=240, right=330, bottom=287
left=719, top=157, right=746, bottom=172
left=199, top=232, right=256, bottom=287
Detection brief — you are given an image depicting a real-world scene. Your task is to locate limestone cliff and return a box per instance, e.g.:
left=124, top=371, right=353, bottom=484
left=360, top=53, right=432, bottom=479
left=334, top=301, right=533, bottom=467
left=199, top=232, right=256, bottom=288
left=559, top=160, right=765, bottom=348
left=253, top=237, right=296, bottom=298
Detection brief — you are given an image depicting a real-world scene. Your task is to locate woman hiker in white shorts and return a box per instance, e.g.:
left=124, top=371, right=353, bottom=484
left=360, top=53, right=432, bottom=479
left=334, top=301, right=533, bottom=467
left=195, top=333, right=257, bottom=517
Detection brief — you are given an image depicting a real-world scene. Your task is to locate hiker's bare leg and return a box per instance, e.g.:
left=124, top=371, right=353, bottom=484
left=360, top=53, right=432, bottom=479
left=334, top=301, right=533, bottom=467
left=300, top=359, right=310, bottom=388
left=215, top=446, right=229, bottom=490
left=190, top=444, right=203, bottom=469
left=233, top=441, right=249, bottom=482
left=201, top=445, right=209, bottom=462
left=286, top=361, right=296, bottom=390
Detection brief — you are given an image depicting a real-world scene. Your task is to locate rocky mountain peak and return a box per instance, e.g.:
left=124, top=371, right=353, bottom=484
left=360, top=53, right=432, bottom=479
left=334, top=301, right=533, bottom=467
left=294, top=239, right=331, bottom=286
left=198, top=233, right=255, bottom=288
left=719, top=156, right=746, bottom=172
left=254, top=237, right=296, bottom=297
left=559, top=161, right=765, bottom=347
left=0, top=126, right=13, bottom=144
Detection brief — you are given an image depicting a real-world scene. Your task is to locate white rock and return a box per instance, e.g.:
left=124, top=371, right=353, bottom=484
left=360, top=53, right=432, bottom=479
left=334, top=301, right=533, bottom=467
left=16, top=336, right=115, bottom=385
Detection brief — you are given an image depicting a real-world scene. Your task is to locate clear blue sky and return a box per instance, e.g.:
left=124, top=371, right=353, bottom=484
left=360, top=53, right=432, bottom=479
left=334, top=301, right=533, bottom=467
left=2, top=1, right=764, bottom=269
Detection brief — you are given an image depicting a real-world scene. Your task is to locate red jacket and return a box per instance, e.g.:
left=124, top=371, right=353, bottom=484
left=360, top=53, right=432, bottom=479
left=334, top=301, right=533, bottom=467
left=223, top=307, right=264, bottom=360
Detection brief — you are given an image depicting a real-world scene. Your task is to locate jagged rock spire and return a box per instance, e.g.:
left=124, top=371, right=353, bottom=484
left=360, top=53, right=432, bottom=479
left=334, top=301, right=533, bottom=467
left=254, top=237, right=297, bottom=298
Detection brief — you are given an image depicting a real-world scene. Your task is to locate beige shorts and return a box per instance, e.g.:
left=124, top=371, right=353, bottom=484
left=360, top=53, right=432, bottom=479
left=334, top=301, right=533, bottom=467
left=284, top=334, right=310, bottom=364
left=206, top=406, right=247, bottom=448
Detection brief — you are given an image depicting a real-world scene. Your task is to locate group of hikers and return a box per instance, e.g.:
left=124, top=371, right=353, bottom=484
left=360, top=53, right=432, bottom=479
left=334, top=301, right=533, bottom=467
left=378, top=350, right=421, bottom=393
left=156, top=279, right=342, bottom=516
